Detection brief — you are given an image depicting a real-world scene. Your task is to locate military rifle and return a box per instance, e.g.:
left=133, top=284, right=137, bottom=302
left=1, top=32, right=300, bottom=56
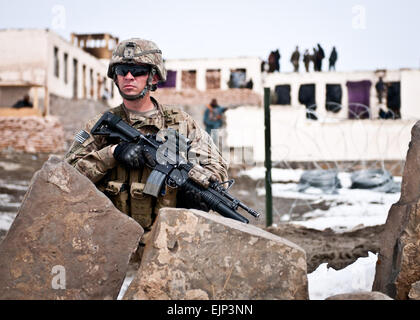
left=91, top=111, right=260, bottom=224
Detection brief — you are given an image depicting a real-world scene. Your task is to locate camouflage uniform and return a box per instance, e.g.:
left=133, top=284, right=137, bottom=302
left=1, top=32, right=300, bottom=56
left=65, top=37, right=228, bottom=238
left=64, top=97, right=228, bottom=230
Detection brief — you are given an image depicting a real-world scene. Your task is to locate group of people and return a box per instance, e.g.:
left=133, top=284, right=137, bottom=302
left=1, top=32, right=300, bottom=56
left=265, top=45, right=338, bottom=73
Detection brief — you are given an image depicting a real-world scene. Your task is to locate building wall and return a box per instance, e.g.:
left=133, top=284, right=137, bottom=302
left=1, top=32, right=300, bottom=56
left=46, top=31, right=120, bottom=106
left=164, top=57, right=262, bottom=93
left=263, top=70, right=403, bottom=120
left=0, top=29, right=48, bottom=85
left=400, top=70, right=420, bottom=119
left=225, top=105, right=417, bottom=164
left=0, top=29, right=121, bottom=110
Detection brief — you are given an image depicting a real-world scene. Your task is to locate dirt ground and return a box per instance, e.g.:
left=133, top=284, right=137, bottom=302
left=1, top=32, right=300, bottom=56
left=0, top=150, right=384, bottom=274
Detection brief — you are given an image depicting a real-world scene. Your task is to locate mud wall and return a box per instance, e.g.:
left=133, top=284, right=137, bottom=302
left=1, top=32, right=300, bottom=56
left=0, top=115, right=65, bottom=153
left=152, top=88, right=261, bottom=108
left=48, top=94, right=110, bottom=149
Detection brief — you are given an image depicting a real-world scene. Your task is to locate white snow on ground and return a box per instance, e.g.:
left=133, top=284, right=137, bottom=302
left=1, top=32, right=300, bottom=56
left=238, top=167, right=304, bottom=183
left=0, top=179, right=30, bottom=192
left=241, top=167, right=401, bottom=232
left=117, top=274, right=135, bottom=300
left=308, top=252, right=378, bottom=300
left=256, top=184, right=400, bottom=232
left=0, top=213, right=16, bottom=231
left=0, top=161, right=22, bottom=171
left=239, top=167, right=393, bottom=299
left=0, top=194, right=21, bottom=209
left=290, top=203, right=392, bottom=232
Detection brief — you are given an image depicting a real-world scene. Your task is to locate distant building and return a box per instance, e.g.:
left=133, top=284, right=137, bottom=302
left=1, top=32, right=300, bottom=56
left=264, top=69, right=420, bottom=120
left=0, top=29, right=121, bottom=114
left=1, top=29, right=419, bottom=123
left=162, top=57, right=262, bottom=93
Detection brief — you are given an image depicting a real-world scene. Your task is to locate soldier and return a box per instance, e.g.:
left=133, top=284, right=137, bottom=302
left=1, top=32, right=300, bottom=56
left=375, top=76, right=387, bottom=104
left=316, top=44, right=325, bottom=72
left=64, top=38, right=228, bottom=255
left=290, top=46, right=300, bottom=72
left=329, top=46, right=338, bottom=71
left=312, top=47, right=318, bottom=71
left=303, top=49, right=311, bottom=72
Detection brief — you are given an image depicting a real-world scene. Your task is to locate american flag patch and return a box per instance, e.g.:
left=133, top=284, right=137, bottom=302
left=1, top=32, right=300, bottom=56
left=75, top=130, right=90, bottom=144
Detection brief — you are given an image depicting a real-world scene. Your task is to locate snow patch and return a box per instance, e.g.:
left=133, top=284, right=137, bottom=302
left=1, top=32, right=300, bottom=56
left=0, top=213, right=16, bottom=231
left=308, top=252, right=378, bottom=300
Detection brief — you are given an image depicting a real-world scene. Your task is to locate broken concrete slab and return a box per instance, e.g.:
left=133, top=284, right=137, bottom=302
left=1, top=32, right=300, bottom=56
left=0, top=156, right=143, bottom=300
left=373, top=121, right=420, bottom=300
left=325, top=291, right=393, bottom=300
left=123, top=208, right=308, bottom=300
left=409, top=281, right=420, bottom=300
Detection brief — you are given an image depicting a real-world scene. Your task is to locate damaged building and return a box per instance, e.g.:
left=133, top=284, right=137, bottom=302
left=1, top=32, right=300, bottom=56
left=1, top=28, right=420, bottom=163
left=0, top=29, right=121, bottom=114
left=264, top=69, right=420, bottom=121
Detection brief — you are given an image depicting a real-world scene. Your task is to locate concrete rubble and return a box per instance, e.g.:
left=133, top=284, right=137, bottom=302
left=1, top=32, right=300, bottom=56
left=409, top=281, right=420, bottom=300
left=0, top=156, right=143, bottom=300
left=123, top=208, right=308, bottom=300
left=373, top=120, right=420, bottom=299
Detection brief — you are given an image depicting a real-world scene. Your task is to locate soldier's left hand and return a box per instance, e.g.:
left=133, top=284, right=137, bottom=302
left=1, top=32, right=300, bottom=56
left=113, top=142, right=155, bottom=169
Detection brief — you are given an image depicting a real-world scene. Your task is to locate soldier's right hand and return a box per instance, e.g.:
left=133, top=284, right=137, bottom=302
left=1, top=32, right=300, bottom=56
left=113, top=142, right=147, bottom=169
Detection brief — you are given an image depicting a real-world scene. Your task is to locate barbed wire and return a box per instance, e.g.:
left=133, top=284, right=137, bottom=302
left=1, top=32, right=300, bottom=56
left=264, top=102, right=418, bottom=224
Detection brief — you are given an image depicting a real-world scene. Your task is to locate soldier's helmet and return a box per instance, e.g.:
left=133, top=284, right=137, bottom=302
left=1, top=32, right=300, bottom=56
left=107, top=38, right=167, bottom=82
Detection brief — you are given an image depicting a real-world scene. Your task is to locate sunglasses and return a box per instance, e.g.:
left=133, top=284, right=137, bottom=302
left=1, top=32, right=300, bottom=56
left=114, top=64, right=150, bottom=77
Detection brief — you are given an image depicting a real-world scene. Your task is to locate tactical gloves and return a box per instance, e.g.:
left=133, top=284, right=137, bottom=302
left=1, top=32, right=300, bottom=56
left=176, top=187, right=210, bottom=212
left=113, top=142, right=156, bottom=169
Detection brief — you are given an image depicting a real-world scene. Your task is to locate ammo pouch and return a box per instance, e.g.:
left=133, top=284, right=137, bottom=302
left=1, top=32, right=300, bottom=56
left=154, top=184, right=178, bottom=213
left=105, top=181, right=129, bottom=214
left=130, top=182, right=154, bottom=229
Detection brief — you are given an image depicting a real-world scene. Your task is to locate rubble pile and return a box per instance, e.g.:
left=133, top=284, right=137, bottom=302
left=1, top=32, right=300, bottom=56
left=0, top=157, right=309, bottom=300
left=0, top=156, right=143, bottom=299
left=0, top=115, right=65, bottom=153
left=124, top=208, right=308, bottom=300
left=373, top=120, right=420, bottom=300
left=409, top=281, right=420, bottom=300
left=152, top=88, right=262, bottom=107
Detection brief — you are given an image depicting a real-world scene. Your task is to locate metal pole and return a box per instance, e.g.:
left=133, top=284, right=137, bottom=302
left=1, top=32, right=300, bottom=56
left=264, top=87, right=273, bottom=227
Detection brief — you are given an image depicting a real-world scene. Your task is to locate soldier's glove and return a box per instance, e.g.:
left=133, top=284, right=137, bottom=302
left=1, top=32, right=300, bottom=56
left=113, top=142, right=156, bottom=169
left=176, top=187, right=210, bottom=212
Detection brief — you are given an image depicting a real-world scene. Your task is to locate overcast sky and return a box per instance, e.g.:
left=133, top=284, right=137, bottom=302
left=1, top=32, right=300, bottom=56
left=1, top=0, right=419, bottom=72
